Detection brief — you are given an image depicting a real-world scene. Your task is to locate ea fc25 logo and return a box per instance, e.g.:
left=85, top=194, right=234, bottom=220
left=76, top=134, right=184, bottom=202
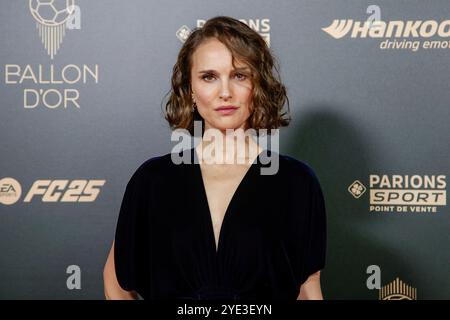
left=0, top=177, right=105, bottom=205
left=0, top=178, right=22, bottom=205
left=29, top=0, right=81, bottom=59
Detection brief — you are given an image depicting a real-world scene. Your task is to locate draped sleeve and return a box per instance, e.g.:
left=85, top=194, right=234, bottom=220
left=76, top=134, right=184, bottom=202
left=301, top=169, right=327, bottom=283
left=282, top=157, right=327, bottom=288
left=113, top=162, right=151, bottom=296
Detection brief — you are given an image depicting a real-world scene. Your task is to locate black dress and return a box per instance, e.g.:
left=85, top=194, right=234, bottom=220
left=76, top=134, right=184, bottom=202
left=114, top=148, right=326, bottom=300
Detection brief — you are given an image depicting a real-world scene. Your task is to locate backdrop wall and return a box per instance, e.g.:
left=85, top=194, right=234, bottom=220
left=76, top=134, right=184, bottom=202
left=0, top=0, right=448, bottom=299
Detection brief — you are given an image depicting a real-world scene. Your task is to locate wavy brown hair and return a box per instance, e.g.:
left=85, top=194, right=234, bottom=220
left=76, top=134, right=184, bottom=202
left=163, top=16, right=291, bottom=135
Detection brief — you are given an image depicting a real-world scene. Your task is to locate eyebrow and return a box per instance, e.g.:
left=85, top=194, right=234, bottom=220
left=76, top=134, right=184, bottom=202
left=197, top=67, right=251, bottom=74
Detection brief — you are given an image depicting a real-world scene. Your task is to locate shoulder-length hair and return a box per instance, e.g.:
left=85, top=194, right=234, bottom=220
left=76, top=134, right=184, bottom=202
left=163, top=16, right=291, bottom=135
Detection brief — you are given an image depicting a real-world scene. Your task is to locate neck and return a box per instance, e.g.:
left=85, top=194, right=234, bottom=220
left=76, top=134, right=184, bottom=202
left=196, top=128, right=262, bottom=165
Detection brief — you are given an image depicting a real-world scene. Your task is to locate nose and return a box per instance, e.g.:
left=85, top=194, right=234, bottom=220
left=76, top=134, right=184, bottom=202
left=219, top=79, right=232, bottom=100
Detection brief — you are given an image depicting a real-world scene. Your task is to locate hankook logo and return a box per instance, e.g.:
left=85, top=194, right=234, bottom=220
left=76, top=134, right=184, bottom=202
left=323, top=17, right=450, bottom=51
left=322, top=19, right=450, bottom=39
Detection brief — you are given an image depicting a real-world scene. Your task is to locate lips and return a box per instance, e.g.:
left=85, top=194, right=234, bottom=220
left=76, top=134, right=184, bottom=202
left=215, top=106, right=239, bottom=111
left=215, top=106, right=239, bottom=116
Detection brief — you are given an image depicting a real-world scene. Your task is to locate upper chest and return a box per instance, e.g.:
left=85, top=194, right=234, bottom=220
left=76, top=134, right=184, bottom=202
left=199, top=163, right=252, bottom=223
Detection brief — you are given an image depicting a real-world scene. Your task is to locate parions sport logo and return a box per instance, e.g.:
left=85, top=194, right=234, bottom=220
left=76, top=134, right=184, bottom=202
left=348, top=174, right=447, bottom=213
left=176, top=18, right=271, bottom=47
left=322, top=17, right=450, bottom=52
left=0, top=177, right=105, bottom=205
left=3, top=1, right=100, bottom=110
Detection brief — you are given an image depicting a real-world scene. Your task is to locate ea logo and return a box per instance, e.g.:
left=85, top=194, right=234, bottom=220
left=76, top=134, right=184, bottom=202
left=0, top=177, right=22, bottom=205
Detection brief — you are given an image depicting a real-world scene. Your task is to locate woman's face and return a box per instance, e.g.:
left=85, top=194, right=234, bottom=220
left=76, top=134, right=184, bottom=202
left=190, top=38, right=253, bottom=133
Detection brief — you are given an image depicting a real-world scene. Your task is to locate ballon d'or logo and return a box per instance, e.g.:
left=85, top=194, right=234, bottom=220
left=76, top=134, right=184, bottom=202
left=29, top=0, right=75, bottom=59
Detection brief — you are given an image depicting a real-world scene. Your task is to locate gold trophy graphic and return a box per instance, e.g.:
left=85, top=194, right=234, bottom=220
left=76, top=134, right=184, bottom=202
left=379, top=277, right=417, bottom=300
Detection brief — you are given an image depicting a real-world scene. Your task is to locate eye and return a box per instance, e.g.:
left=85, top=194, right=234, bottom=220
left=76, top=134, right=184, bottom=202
left=202, top=74, right=215, bottom=81
left=234, top=73, right=247, bottom=80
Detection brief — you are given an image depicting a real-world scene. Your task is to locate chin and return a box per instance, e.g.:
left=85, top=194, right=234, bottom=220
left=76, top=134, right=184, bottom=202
left=211, top=122, right=246, bottom=132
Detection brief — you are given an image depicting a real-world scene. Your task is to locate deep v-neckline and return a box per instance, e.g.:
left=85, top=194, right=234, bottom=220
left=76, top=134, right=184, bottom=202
left=192, top=148, right=262, bottom=256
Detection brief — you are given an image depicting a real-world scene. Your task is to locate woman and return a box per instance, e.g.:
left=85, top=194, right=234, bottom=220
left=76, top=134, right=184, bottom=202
left=103, top=16, right=326, bottom=300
